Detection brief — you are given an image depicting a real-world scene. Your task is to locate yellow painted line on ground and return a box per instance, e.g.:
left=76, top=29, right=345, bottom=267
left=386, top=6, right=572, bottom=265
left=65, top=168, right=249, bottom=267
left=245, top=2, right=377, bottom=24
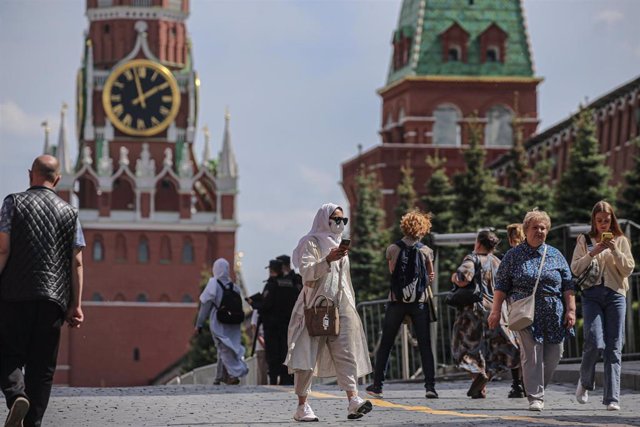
left=298, top=390, right=631, bottom=427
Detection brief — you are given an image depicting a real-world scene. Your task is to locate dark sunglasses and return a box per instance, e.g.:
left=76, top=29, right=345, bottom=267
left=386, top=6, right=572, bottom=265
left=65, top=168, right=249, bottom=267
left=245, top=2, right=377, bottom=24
left=330, top=217, right=349, bottom=225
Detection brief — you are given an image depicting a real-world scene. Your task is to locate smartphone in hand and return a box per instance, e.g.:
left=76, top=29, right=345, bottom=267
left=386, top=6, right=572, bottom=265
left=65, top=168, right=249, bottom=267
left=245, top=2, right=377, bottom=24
left=602, top=232, right=613, bottom=241
left=339, top=238, right=351, bottom=250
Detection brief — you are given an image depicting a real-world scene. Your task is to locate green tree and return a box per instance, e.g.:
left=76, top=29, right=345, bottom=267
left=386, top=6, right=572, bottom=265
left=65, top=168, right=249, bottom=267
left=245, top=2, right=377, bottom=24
left=390, top=163, right=418, bottom=242
left=181, top=269, right=217, bottom=373
left=618, top=136, right=640, bottom=267
left=349, top=167, right=388, bottom=301
left=619, top=137, right=640, bottom=224
left=555, top=107, right=616, bottom=225
left=423, top=155, right=455, bottom=234
left=452, top=116, right=504, bottom=231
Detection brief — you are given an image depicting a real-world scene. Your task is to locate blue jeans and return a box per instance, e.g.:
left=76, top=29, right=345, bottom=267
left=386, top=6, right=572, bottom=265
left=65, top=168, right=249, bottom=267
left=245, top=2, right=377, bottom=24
left=579, top=286, right=626, bottom=404
left=372, top=302, right=435, bottom=389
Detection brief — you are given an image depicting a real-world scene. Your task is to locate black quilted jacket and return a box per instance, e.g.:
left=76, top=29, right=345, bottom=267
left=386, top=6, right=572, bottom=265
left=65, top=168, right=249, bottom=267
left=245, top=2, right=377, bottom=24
left=0, top=186, right=77, bottom=311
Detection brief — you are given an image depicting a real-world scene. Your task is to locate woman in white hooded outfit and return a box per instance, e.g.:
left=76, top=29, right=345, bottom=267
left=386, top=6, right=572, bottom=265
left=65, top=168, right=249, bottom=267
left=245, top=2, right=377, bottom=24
left=195, top=258, right=249, bottom=384
left=285, top=203, right=373, bottom=422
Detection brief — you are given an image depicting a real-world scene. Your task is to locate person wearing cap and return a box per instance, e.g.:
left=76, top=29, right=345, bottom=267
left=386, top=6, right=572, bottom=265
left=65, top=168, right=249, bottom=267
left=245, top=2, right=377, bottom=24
left=277, top=254, right=303, bottom=293
left=260, top=259, right=300, bottom=385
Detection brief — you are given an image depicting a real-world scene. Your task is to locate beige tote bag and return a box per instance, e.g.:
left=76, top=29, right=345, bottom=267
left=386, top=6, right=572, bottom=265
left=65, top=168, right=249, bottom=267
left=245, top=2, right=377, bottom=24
left=507, top=245, right=547, bottom=331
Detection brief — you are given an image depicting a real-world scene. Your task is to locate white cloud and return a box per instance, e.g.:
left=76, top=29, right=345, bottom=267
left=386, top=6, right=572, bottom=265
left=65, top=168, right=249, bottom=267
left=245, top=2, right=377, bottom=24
left=0, top=100, right=47, bottom=138
left=595, top=9, right=624, bottom=26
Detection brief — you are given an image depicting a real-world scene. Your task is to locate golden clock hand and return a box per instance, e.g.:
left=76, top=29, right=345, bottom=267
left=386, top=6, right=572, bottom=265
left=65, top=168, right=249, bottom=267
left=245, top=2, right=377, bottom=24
left=132, top=82, right=170, bottom=106
left=132, top=68, right=147, bottom=108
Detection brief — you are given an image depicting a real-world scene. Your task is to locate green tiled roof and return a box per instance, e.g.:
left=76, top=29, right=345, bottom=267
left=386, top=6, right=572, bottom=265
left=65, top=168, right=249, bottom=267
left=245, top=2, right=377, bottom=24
left=387, top=0, right=534, bottom=85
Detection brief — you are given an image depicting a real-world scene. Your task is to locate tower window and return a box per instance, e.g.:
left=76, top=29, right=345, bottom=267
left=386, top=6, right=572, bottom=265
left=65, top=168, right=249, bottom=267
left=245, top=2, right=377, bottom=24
left=92, top=237, right=104, bottom=262
left=104, top=24, right=110, bottom=34
left=448, top=46, right=461, bottom=62
left=133, top=348, right=140, bottom=362
left=486, top=46, right=499, bottom=63
left=433, top=105, right=461, bottom=146
left=138, top=237, right=150, bottom=263
left=485, top=105, right=514, bottom=147
left=182, top=238, right=194, bottom=264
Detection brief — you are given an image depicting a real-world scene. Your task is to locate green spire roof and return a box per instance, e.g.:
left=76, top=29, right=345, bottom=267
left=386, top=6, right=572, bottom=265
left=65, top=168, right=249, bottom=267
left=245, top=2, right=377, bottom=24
left=387, top=0, right=534, bottom=85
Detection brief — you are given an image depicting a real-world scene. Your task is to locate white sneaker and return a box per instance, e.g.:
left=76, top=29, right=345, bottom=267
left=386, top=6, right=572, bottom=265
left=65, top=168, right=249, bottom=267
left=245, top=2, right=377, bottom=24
left=347, top=395, right=373, bottom=420
left=576, top=381, right=588, bottom=404
left=607, top=402, right=620, bottom=411
left=528, top=401, right=544, bottom=412
left=293, top=403, right=319, bottom=422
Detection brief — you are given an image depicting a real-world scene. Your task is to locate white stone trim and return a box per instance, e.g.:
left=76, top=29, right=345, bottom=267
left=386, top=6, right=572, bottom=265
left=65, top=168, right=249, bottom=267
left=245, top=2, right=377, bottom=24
left=86, top=7, right=188, bottom=23
left=79, top=220, right=237, bottom=232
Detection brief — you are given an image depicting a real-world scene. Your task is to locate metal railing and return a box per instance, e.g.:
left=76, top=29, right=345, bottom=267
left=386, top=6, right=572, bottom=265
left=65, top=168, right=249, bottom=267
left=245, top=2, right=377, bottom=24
left=356, top=272, right=640, bottom=382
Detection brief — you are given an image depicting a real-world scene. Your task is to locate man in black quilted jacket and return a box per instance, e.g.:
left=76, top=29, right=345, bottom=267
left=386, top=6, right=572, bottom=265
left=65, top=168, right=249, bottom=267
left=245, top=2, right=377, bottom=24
left=0, top=155, right=85, bottom=427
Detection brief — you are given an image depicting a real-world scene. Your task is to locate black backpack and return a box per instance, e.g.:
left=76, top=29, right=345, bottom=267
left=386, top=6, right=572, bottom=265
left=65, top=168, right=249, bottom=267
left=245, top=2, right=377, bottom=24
left=215, top=280, right=244, bottom=324
left=390, top=240, right=428, bottom=303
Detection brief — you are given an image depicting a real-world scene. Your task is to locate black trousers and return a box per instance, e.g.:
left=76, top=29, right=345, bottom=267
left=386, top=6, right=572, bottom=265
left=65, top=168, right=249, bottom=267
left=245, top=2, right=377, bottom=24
left=263, top=323, right=293, bottom=385
left=0, top=300, right=64, bottom=427
left=372, top=301, right=436, bottom=389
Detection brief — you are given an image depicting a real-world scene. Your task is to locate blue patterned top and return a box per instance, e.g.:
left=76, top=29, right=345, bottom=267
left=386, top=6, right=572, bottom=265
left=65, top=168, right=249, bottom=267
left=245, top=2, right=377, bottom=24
left=495, top=242, right=575, bottom=344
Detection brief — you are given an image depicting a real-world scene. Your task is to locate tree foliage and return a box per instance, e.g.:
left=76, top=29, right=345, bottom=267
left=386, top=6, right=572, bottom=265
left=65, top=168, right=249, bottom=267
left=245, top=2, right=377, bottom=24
left=423, top=155, right=455, bottom=234
left=452, top=116, right=504, bottom=231
left=555, top=107, right=616, bottom=225
left=390, top=163, right=418, bottom=242
left=619, top=136, right=640, bottom=224
left=349, top=167, right=389, bottom=301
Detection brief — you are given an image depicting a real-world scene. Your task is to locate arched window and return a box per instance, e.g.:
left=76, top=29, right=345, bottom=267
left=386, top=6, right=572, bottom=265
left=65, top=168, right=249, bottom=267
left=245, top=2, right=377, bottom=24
left=433, top=105, right=461, bottom=146
left=486, top=46, right=500, bottom=63
left=92, top=237, right=104, bottom=262
left=136, top=293, right=148, bottom=302
left=448, top=45, right=461, bottom=62
left=182, top=294, right=194, bottom=303
left=159, top=236, right=172, bottom=264
left=485, top=105, right=513, bottom=147
left=115, top=234, right=127, bottom=262
left=138, top=236, right=150, bottom=263
left=114, top=293, right=126, bottom=301
left=159, top=294, right=171, bottom=302
left=182, top=238, right=194, bottom=264
left=91, top=292, right=104, bottom=302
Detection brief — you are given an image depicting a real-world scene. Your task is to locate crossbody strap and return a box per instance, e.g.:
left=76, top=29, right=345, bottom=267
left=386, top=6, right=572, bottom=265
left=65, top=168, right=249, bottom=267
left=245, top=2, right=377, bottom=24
left=531, top=245, right=548, bottom=297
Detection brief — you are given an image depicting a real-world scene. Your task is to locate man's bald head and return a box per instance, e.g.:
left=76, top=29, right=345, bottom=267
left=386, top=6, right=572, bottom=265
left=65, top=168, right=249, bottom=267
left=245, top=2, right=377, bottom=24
left=30, top=155, right=61, bottom=187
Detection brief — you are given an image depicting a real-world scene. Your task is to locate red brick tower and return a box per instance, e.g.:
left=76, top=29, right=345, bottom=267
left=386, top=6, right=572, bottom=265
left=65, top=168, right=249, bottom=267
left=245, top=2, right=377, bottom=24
left=52, top=0, right=239, bottom=386
left=341, top=0, right=541, bottom=225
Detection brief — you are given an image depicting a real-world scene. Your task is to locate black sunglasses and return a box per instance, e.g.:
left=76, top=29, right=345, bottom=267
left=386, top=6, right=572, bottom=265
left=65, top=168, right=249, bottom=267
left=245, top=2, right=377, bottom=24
left=330, top=217, right=349, bottom=225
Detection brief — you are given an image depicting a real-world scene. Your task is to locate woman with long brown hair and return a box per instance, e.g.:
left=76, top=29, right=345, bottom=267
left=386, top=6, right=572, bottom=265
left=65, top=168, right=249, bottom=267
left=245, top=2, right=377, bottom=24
left=571, top=201, right=635, bottom=411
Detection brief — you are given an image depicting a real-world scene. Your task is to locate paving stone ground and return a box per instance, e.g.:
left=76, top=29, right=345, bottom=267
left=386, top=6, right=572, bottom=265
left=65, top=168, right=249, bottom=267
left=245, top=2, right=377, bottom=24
left=2, top=379, right=638, bottom=426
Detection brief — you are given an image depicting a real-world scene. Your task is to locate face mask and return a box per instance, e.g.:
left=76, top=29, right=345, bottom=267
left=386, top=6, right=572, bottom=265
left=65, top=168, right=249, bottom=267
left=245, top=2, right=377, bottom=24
left=329, top=219, right=345, bottom=235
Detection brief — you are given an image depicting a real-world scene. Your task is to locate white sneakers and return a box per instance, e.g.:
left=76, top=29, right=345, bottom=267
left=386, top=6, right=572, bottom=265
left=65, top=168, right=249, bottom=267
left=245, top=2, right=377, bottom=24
left=528, top=400, right=544, bottom=411
left=293, top=403, right=318, bottom=422
left=575, top=381, right=588, bottom=404
left=607, top=402, right=621, bottom=411
left=348, top=395, right=373, bottom=420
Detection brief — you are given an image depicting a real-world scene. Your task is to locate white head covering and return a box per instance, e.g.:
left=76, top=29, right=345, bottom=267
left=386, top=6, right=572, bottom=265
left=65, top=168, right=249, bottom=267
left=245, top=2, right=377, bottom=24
left=292, top=203, right=343, bottom=269
left=200, top=258, right=232, bottom=303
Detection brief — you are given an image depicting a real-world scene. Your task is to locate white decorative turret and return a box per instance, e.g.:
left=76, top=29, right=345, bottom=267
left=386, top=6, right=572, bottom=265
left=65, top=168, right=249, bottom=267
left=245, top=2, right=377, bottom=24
left=57, top=103, right=72, bottom=175
left=81, top=146, right=93, bottom=167
left=119, top=146, right=130, bottom=168
left=201, top=125, right=211, bottom=167
left=163, top=147, right=173, bottom=169
left=41, top=120, right=51, bottom=155
left=136, top=143, right=156, bottom=178
left=178, top=143, right=194, bottom=179
left=218, top=108, right=237, bottom=178
left=97, top=139, right=113, bottom=177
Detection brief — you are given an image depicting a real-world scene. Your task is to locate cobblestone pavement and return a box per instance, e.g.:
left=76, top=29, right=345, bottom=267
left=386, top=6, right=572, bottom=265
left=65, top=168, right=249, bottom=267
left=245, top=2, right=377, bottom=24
left=2, top=380, right=639, bottom=426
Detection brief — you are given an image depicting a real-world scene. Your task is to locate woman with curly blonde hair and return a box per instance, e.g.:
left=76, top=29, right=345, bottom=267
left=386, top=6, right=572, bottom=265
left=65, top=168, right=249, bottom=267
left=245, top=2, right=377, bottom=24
left=366, top=210, right=438, bottom=400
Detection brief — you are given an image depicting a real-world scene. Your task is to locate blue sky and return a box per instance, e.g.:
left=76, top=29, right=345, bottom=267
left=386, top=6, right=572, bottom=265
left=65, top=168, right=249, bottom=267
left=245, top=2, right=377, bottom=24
left=1, top=0, right=639, bottom=294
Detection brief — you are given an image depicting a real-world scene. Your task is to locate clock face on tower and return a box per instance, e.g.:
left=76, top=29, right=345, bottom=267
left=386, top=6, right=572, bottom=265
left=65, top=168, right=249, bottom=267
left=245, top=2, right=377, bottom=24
left=102, top=59, right=180, bottom=137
